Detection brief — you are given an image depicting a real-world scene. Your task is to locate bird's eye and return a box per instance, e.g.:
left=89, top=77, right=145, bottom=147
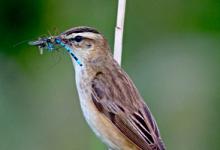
left=74, top=36, right=83, bottom=42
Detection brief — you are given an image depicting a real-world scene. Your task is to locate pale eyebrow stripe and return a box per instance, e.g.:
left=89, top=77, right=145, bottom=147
left=65, top=32, right=102, bottom=40
left=63, top=27, right=100, bottom=36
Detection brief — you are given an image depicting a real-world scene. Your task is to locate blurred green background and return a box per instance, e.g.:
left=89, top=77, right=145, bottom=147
left=0, top=0, right=220, bottom=150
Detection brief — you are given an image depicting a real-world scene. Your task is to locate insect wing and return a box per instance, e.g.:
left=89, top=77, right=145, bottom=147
left=28, top=40, right=45, bottom=46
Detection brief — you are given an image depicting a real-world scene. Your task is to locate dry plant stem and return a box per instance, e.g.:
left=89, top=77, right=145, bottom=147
left=114, top=0, right=126, bottom=66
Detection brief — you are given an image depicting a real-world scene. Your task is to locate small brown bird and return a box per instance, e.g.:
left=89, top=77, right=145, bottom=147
left=31, top=26, right=166, bottom=150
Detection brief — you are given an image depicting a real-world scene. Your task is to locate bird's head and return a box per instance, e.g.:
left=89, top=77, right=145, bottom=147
left=60, top=26, right=112, bottom=67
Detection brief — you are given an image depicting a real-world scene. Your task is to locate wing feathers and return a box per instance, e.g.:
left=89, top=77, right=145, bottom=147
left=91, top=70, right=165, bottom=150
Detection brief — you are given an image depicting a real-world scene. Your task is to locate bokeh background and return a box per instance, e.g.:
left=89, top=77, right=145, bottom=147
left=0, top=0, right=220, bottom=150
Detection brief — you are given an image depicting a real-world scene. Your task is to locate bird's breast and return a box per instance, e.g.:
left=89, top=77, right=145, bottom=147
left=75, top=71, right=138, bottom=150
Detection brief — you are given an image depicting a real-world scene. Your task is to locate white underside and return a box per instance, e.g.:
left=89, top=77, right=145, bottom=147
left=74, top=63, right=137, bottom=150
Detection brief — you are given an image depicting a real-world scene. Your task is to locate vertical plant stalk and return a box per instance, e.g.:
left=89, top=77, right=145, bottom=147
left=114, top=0, right=126, bottom=66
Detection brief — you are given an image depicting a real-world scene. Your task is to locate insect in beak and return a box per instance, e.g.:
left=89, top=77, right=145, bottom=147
left=29, top=36, right=83, bottom=66
left=28, top=37, right=54, bottom=54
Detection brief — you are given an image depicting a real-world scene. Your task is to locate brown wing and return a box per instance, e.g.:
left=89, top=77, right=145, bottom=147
left=90, top=68, right=165, bottom=150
